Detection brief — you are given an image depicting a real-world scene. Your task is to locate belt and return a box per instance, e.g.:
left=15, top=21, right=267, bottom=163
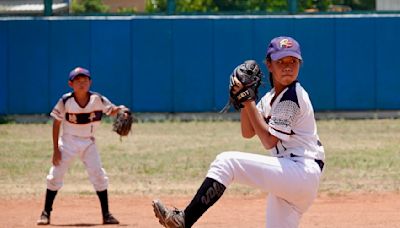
left=290, top=154, right=324, bottom=172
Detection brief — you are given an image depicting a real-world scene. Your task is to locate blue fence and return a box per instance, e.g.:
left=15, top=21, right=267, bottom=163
left=1, top=15, right=400, bottom=114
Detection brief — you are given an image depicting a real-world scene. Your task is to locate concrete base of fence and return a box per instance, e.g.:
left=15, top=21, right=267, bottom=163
left=2, top=110, right=400, bottom=124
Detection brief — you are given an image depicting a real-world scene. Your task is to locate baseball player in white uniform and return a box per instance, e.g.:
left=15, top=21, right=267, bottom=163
left=36, top=67, right=125, bottom=225
left=152, top=36, right=325, bottom=228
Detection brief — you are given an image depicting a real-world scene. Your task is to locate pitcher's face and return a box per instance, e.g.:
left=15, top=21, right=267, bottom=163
left=267, top=56, right=300, bottom=89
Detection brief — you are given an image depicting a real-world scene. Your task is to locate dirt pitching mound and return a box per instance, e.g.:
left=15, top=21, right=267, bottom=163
left=2, top=193, right=399, bottom=227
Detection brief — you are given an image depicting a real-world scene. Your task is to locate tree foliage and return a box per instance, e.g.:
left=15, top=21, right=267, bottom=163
left=331, top=0, right=375, bottom=11
left=145, top=0, right=375, bottom=14
left=117, top=7, right=137, bottom=14
left=71, top=0, right=109, bottom=13
left=146, top=0, right=167, bottom=13
left=69, top=0, right=376, bottom=15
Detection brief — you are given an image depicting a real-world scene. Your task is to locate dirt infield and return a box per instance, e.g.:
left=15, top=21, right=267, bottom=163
left=2, top=193, right=400, bottom=227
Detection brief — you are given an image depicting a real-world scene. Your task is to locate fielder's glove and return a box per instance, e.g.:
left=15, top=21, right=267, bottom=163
left=220, top=60, right=263, bottom=113
left=112, top=109, right=133, bottom=137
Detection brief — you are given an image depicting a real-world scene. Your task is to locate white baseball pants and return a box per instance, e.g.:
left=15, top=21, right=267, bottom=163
left=46, top=134, right=109, bottom=192
left=206, top=151, right=322, bottom=228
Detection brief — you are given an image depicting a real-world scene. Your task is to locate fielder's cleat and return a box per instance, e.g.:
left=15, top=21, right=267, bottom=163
left=103, top=213, right=120, bottom=225
left=36, top=211, right=50, bottom=225
left=152, top=199, right=185, bottom=228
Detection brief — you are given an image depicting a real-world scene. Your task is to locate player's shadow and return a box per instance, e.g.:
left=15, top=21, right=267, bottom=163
left=51, top=224, right=99, bottom=227
left=51, top=223, right=128, bottom=226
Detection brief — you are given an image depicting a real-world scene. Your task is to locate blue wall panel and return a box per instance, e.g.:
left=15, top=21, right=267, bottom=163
left=294, top=18, right=336, bottom=111
left=0, top=21, right=7, bottom=114
left=8, top=20, right=49, bottom=114
left=2, top=16, right=400, bottom=114
left=131, top=19, right=173, bottom=112
left=375, top=18, right=400, bottom=109
left=91, top=20, right=131, bottom=107
left=172, top=19, right=214, bottom=112
left=49, top=20, right=91, bottom=109
left=213, top=19, right=253, bottom=111
left=335, top=18, right=376, bottom=110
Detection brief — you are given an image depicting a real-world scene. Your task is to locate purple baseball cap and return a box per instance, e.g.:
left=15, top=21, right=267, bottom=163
left=69, top=67, right=91, bottom=81
left=266, top=36, right=302, bottom=61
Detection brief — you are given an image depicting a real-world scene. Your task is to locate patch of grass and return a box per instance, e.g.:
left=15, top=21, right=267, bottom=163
left=0, top=115, right=13, bottom=124
left=0, top=119, right=399, bottom=196
left=317, top=119, right=400, bottom=193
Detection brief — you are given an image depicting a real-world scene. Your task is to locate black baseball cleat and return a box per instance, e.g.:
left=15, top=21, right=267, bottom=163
left=36, top=211, right=50, bottom=225
left=103, top=213, right=120, bottom=225
left=152, top=199, right=185, bottom=228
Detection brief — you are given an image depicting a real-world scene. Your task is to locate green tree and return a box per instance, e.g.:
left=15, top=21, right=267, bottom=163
left=332, top=0, right=375, bottom=11
left=176, top=0, right=217, bottom=13
left=145, top=0, right=304, bottom=13
left=146, top=0, right=167, bottom=13
left=118, top=7, right=137, bottom=14
left=213, top=0, right=286, bottom=12
left=71, top=0, right=109, bottom=14
left=298, top=0, right=332, bottom=12
left=144, top=0, right=375, bottom=14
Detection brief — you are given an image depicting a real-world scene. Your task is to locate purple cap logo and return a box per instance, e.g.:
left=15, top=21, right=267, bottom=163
left=279, top=39, right=293, bottom=48
left=69, top=67, right=91, bottom=81
left=266, top=36, right=302, bottom=61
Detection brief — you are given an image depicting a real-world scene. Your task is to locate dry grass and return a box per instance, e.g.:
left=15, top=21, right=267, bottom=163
left=0, top=119, right=399, bottom=197
left=317, top=119, right=400, bottom=193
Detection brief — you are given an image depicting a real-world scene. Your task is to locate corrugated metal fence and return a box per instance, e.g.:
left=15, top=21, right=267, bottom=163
left=1, top=15, right=400, bottom=114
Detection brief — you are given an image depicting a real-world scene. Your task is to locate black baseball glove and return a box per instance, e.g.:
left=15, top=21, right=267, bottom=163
left=112, top=109, right=133, bottom=137
left=220, top=60, right=263, bottom=113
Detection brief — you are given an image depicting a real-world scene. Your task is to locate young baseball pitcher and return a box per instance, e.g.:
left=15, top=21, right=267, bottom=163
left=36, top=67, right=128, bottom=225
left=152, top=36, right=325, bottom=228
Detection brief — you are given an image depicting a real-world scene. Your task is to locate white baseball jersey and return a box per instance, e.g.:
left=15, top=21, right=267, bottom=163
left=50, top=92, right=115, bottom=137
left=46, top=91, right=114, bottom=192
left=206, top=82, right=324, bottom=227
left=257, top=81, right=325, bottom=161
